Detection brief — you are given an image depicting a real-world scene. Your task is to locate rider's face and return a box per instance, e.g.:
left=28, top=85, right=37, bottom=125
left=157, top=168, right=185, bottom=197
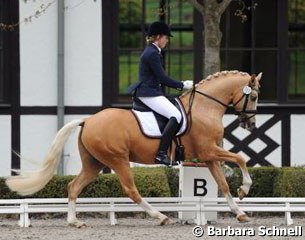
left=155, top=35, right=169, bottom=49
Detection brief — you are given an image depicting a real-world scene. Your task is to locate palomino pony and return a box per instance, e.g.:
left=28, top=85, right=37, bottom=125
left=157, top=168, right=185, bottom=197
left=6, top=70, right=262, bottom=227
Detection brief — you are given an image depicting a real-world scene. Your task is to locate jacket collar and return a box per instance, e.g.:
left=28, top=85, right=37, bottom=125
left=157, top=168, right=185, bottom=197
left=151, top=43, right=161, bottom=54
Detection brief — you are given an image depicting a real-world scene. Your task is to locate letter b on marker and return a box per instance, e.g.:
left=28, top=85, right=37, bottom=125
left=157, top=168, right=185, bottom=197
left=194, top=178, right=208, bottom=196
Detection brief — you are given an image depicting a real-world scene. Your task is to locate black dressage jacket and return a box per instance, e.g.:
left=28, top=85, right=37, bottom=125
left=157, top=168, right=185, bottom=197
left=127, top=44, right=183, bottom=97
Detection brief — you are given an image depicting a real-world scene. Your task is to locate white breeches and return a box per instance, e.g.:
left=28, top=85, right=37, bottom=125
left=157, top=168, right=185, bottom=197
left=138, top=96, right=182, bottom=123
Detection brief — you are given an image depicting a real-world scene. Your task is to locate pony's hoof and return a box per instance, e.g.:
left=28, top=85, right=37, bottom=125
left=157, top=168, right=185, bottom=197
left=237, top=187, right=247, bottom=200
left=159, top=216, right=173, bottom=226
left=237, top=214, right=250, bottom=223
left=68, top=220, right=87, bottom=228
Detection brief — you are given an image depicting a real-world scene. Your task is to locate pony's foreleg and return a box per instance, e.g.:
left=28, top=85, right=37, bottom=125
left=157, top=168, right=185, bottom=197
left=225, top=192, right=250, bottom=222
left=138, top=199, right=171, bottom=225
left=206, top=161, right=250, bottom=223
left=210, top=147, right=252, bottom=199
left=237, top=164, right=252, bottom=199
left=114, top=162, right=172, bottom=225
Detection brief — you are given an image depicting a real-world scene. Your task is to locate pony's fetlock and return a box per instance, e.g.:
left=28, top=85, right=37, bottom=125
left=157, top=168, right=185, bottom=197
left=68, top=219, right=86, bottom=228
left=238, top=183, right=251, bottom=200
left=159, top=214, right=173, bottom=225
left=236, top=214, right=250, bottom=223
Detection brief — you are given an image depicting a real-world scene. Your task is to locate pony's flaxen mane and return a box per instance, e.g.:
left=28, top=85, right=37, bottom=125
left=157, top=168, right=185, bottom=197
left=198, top=70, right=249, bottom=84
left=181, top=70, right=250, bottom=97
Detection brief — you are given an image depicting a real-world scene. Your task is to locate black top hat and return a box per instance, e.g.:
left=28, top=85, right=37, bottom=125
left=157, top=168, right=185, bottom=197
left=147, top=21, right=173, bottom=37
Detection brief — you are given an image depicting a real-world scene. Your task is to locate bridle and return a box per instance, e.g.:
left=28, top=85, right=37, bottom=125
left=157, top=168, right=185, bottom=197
left=231, top=86, right=259, bottom=118
left=186, top=85, right=259, bottom=128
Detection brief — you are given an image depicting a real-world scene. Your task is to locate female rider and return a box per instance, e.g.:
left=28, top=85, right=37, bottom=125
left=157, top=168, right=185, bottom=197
left=128, top=21, right=193, bottom=166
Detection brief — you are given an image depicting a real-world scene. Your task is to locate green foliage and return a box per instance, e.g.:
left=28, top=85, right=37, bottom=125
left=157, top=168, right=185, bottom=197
left=31, top=175, right=73, bottom=198
left=132, top=167, right=172, bottom=197
left=118, top=0, right=195, bottom=95
left=228, top=166, right=305, bottom=197
left=119, top=54, right=140, bottom=93
left=2, top=167, right=305, bottom=199
left=228, top=167, right=281, bottom=197
left=248, top=167, right=281, bottom=197
left=163, top=167, right=179, bottom=197
left=0, top=167, right=176, bottom=199
left=288, top=1, right=305, bottom=29
left=274, top=167, right=305, bottom=197
left=289, top=52, right=305, bottom=96
left=119, top=0, right=142, bottom=48
left=0, top=178, right=20, bottom=199
left=227, top=167, right=279, bottom=197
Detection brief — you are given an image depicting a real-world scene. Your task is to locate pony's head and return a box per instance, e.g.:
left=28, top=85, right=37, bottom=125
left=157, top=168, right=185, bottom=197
left=232, top=72, right=262, bottom=131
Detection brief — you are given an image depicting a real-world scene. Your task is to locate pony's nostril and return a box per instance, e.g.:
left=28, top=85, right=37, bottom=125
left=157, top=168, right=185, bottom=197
left=249, top=122, right=256, bottom=130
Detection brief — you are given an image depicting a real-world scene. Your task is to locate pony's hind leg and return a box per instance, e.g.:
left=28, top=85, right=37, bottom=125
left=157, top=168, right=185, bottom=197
left=113, top=161, right=172, bottom=225
left=206, top=161, right=250, bottom=223
left=67, top=136, right=104, bottom=228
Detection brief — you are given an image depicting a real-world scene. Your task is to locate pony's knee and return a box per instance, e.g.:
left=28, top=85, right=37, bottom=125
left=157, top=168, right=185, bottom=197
left=235, top=154, right=247, bottom=166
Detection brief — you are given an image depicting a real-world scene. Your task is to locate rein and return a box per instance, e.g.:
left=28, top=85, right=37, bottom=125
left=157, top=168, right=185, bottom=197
left=195, top=90, right=257, bottom=115
left=186, top=85, right=259, bottom=130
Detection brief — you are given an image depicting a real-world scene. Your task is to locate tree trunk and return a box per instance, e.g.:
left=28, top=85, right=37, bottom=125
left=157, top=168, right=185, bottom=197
left=187, top=0, right=233, bottom=77
left=203, top=0, right=222, bottom=77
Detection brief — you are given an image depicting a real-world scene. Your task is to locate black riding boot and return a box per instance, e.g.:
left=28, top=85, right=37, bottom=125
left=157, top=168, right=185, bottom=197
left=155, top=117, right=179, bottom=166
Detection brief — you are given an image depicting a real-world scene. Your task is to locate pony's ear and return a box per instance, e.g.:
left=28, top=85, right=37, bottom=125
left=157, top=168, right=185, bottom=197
left=249, top=74, right=256, bottom=87
left=256, top=72, right=263, bottom=81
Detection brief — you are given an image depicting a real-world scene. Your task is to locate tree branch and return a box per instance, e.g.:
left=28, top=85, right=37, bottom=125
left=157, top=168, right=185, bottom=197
left=186, top=0, right=204, bottom=15
left=218, top=0, right=233, bottom=14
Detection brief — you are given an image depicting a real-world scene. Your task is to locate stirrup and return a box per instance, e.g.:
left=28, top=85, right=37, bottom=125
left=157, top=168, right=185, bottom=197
left=155, top=152, right=178, bottom=166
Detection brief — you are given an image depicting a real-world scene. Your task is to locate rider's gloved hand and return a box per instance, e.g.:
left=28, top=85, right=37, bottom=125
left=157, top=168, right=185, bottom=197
left=182, top=80, right=194, bottom=90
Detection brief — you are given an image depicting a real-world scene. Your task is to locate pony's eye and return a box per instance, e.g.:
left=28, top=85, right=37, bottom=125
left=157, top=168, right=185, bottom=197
left=250, top=95, right=257, bottom=101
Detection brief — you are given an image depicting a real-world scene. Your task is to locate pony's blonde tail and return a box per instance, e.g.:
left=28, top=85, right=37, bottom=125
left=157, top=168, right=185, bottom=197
left=6, top=119, right=85, bottom=196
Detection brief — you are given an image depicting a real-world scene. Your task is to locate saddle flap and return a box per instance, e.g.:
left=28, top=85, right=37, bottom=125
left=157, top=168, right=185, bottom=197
left=131, top=97, right=188, bottom=138
left=132, top=97, right=150, bottom=112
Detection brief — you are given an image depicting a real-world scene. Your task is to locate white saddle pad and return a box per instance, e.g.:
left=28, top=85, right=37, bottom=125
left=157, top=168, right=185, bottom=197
left=132, top=99, right=187, bottom=138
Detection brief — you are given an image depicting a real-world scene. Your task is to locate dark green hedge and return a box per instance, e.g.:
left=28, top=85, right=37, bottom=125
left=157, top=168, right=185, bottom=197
left=228, top=166, right=305, bottom=197
left=1, top=166, right=305, bottom=199
left=227, top=166, right=280, bottom=197
left=0, top=167, right=177, bottom=199
left=274, top=167, right=305, bottom=197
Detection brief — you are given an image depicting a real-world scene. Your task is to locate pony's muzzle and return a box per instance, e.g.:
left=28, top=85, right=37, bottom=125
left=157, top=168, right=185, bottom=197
left=239, top=118, right=256, bottom=131
left=248, top=121, right=256, bottom=131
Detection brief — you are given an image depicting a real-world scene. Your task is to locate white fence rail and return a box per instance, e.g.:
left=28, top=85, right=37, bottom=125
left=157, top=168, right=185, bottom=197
left=1, top=197, right=305, bottom=227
